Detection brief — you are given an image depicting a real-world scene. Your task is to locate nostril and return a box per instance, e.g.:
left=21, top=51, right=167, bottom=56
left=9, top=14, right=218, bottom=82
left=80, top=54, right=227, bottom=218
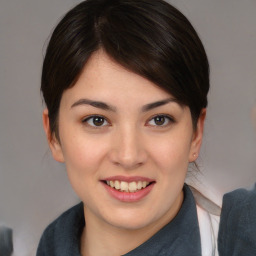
left=108, top=135, right=148, bottom=169
left=111, top=157, right=144, bottom=170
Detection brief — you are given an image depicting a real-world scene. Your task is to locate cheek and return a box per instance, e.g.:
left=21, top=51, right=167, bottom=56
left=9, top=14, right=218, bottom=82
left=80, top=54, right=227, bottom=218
left=59, top=132, right=110, bottom=199
left=150, top=135, right=192, bottom=173
left=59, top=129, right=109, bottom=175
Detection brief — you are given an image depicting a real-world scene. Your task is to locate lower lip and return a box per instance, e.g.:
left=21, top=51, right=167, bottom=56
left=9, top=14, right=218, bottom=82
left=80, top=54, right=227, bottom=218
left=102, top=182, right=155, bottom=202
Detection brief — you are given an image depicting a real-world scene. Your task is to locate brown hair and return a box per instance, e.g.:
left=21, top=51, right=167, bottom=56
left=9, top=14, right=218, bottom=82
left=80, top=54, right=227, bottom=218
left=41, top=0, right=209, bottom=136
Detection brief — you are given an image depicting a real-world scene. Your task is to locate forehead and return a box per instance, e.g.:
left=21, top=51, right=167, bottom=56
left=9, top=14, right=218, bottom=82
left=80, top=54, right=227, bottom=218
left=61, top=50, right=176, bottom=108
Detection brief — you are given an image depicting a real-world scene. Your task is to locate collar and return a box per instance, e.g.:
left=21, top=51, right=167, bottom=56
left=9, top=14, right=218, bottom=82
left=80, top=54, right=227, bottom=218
left=45, top=185, right=201, bottom=256
left=123, top=184, right=201, bottom=256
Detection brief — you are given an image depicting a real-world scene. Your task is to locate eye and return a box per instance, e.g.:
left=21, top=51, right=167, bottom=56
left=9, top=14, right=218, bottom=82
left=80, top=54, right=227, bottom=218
left=147, top=115, right=173, bottom=127
left=82, top=115, right=109, bottom=127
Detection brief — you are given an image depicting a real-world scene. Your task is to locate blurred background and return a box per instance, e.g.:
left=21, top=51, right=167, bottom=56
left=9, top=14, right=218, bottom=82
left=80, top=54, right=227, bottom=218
left=0, top=0, right=255, bottom=254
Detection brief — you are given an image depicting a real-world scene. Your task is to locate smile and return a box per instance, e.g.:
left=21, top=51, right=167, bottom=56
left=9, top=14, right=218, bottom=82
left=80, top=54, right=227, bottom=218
left=106, top=180, right=150, bottom=193
left=102, top=176, right=156, bottom=202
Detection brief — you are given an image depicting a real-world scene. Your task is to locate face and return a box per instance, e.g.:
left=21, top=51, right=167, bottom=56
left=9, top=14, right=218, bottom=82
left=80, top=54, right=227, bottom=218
left=43, top=50, right=205, bottom=231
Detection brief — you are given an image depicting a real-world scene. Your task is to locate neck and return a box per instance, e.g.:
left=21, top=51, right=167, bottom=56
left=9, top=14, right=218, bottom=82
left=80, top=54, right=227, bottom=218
left=80, top=192, right=183, bottom=256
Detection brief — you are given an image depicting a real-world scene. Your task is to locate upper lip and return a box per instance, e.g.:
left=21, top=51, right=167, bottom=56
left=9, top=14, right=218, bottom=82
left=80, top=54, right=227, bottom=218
left=102, top=176, right=155, bottom=183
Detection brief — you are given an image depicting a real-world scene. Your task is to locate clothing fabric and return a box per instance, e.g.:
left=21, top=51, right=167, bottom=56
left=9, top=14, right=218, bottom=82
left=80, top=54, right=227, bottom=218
left=36, top=184, right=256, bottom=256
left=37, top=185, right=201, bottom=256
left=36, top=202, right=84, bottom=255
left=196, top=205, right=219, bottom=256
left=218, top=184, right=256, bottom=256
left=123, top=184, right=201, bottom=256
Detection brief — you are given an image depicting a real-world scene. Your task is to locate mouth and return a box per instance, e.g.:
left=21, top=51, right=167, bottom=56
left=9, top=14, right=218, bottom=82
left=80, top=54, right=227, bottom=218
left=103, top=180, right=154, bottom=193
left=101, top=177, right=156, bottom=202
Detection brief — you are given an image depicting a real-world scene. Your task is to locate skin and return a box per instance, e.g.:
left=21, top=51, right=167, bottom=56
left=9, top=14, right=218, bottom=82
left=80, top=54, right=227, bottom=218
left=43, top=50, right=206, bottom=256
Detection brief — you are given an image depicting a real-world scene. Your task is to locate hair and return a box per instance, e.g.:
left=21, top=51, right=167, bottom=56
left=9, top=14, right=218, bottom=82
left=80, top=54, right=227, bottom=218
left=41, top=0, right=209, bottom=137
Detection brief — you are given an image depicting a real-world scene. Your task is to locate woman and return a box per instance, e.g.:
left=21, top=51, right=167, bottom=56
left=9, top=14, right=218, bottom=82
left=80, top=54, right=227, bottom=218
left=37, top=0, right=256, bottom=255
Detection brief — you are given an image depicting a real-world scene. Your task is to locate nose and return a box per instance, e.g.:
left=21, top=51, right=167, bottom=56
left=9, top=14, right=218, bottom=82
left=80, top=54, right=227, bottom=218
left=108, top=125, right=147, bottom=170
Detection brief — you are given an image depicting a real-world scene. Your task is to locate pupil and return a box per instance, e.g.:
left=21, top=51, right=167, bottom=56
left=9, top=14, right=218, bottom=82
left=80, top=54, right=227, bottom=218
left=93, top=117, right=104, bottom=126
left=155, top=116, right=165, bottom=125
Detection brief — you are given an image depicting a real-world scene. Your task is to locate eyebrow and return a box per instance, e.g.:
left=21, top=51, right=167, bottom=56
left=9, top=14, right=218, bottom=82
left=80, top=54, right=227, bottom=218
left=70, top=97, right=178, bottom=112
left=141, top=98, right=178, bottom=112
left=71, top=99, right=117, bottom=112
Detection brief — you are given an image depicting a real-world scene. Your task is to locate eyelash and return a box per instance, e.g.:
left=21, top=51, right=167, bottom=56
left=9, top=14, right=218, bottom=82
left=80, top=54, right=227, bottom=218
left=147, top=114, right=175, bottom=127
left=81, top=114, right=175, bottom=128
left=82, top=115, right=110, bottom=128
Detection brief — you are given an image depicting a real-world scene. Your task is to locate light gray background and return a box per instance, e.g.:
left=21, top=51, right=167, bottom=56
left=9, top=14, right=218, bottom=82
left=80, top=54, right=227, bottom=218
left=0, top=0, right=256, bottom=255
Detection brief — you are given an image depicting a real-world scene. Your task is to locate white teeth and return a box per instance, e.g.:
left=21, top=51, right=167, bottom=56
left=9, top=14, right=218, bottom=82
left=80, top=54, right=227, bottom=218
left=128, top=181, right=137, bottom=192
left=120, top=181, right=129, bottom=192
left=110, top=181, right=115, bottom=188
left=114, top=180, right=120, bottom=190
left=106, top=180, right=150, bottom=192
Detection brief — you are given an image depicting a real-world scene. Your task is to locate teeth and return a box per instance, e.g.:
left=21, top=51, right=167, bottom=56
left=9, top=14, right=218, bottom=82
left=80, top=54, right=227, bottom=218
left=120, top=181, right=129, bottom=192
left=110, top=181, right=114, bottom=188
left=128, top=181, right=137, bottom=192
left=114, top=180, right=120, bottom=190
left=106, top=180, right=150, bottom=192
left=137, top=181, right=142, bottom=190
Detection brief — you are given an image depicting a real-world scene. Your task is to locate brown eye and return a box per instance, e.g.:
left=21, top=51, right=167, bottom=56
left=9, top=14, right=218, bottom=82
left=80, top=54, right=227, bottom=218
left=92, top=117, right=105, bottom=126
left=154, top=116, right=166, bottom=125
left=147, top=115, right=173, bottom=127
left=83, top=115, right=108, bottom=127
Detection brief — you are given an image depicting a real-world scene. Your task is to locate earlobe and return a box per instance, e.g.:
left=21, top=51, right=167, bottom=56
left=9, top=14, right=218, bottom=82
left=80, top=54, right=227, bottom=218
left=42, top=108, right=65, bottom=163
left=189, top=109, right=206, bottom=162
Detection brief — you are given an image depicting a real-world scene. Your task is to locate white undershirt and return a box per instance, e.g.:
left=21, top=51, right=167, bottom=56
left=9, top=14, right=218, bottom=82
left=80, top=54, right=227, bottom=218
left=197, top=205, right=220, bottom=256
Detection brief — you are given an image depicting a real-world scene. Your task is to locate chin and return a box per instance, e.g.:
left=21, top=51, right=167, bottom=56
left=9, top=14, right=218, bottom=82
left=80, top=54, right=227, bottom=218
left=101, top=208, right=160, bottom=230
left=110, top=217, right=154, bottom=230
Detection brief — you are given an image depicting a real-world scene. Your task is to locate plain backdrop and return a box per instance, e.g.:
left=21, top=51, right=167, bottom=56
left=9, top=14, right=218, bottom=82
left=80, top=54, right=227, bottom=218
left=0, top=0, right=256, bottom=255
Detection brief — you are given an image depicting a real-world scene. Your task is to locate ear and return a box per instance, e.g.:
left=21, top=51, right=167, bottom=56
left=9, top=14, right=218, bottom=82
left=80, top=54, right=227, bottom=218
left=189, top=109, right=206, bottom=162
left=42, top=108, right=65, bottom=163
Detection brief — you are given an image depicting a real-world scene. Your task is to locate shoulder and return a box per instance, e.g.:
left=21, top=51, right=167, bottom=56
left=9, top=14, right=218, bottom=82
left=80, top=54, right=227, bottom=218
left=36, top=202, right=84, bottom=256
left=218, top=184, right=256, bottom=255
